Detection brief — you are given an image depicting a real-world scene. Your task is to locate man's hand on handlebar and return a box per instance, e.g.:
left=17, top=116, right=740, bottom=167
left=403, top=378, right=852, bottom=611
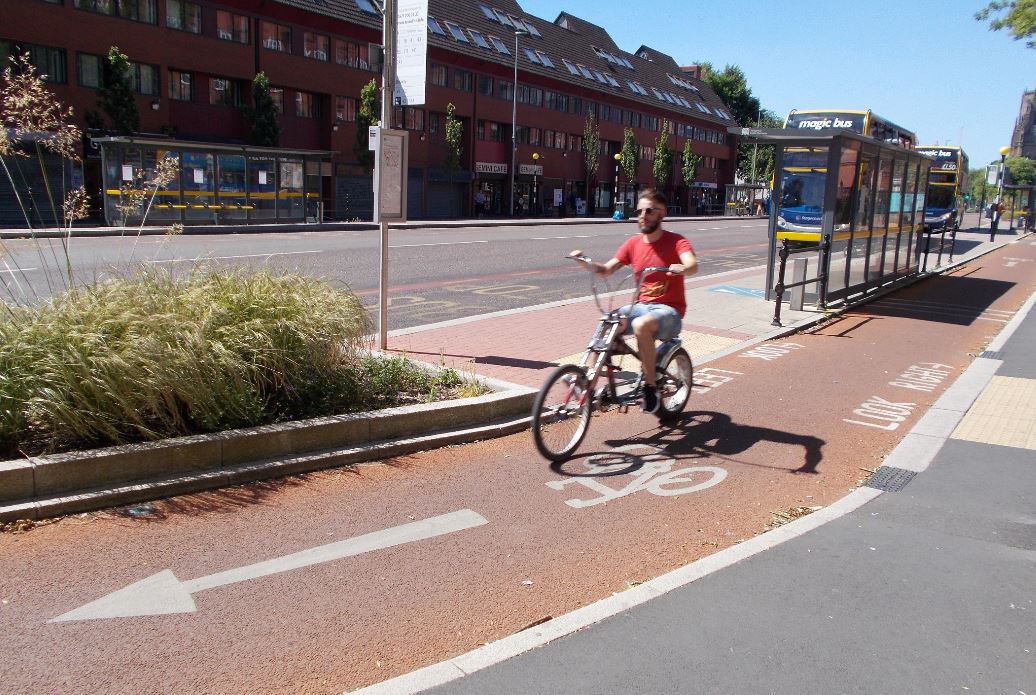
left=568, top=250, right=604, bottom=275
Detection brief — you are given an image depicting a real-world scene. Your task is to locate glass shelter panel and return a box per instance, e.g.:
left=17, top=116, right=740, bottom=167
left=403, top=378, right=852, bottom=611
left=884, top=158, right=905, bottom=275
left=217, top=154, right=248, bottom=221
left=181, top=152, right=214, bottom=223
left=278, top=159, right=304, bottom=219
left=144, top=148, right=181, bottom=222
left=869, top=155, right=892, bottom=281
left=848, top=151, right=875, bottom=291
left=899, top=162, right=919, bottom=272
left=828, top=143, right=858, bottom=296
left=249, top=158, right=277, bottom=219
left=777, top=147, right=827, bottom=232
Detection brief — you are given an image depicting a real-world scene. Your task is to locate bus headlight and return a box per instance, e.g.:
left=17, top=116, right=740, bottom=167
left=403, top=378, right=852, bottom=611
left=777, top=216, right=787, bottom=227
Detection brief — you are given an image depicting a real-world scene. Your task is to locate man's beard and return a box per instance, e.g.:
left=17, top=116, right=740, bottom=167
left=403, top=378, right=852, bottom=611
left=639, top=218, right=660, bottom=234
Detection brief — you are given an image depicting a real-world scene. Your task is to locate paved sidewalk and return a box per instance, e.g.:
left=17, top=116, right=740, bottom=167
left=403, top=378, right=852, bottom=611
left=353, top=225, right=1035, bottom=695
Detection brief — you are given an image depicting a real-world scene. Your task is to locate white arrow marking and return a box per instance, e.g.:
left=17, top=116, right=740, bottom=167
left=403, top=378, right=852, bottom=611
left=50, top=509, right=487, bottom=622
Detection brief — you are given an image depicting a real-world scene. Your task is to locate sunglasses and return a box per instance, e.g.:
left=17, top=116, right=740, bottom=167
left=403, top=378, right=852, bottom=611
left=635, top=207, right=660, bottom=216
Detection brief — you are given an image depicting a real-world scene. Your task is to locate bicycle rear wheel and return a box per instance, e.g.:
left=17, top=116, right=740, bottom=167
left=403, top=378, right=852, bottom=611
left=657, top=347, right=692, bottom=419
left=532, top=364, right=592, bottom=461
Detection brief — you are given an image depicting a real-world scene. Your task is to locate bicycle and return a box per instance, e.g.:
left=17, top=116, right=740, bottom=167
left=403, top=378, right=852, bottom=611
left=531, top=255, right=694, bottom=462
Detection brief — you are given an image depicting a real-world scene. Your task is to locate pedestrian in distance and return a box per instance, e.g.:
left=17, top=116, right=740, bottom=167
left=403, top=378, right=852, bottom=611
left=989, top=199, right=1001, bottom=241
left=474, top=188, right=486, bottom=219
left=569, top=188, right=698, bottom=413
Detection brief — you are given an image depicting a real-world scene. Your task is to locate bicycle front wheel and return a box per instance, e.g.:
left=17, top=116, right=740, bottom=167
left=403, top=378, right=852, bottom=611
left=532, top=364, right=592, bottom=461
left=657, top=347, right=693, bottom=419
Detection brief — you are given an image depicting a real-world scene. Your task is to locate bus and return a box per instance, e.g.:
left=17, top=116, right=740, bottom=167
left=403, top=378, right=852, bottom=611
left=784, top=109, right=916, bottom=149
left=775, top=109, right=918, bottom=238
left=915, top=145, right=968, bottom=231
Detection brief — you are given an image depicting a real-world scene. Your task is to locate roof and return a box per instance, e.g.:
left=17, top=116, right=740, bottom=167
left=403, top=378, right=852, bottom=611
left=423, top=1, right=734, bottom=126
left=268, top=0, right=735, bottom=127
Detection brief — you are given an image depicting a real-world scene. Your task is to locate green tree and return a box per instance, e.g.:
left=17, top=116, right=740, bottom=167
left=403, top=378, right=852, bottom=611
left=245, top=72, right=280, bottom=147
left=354, top=79, right=379, bottom=175
left=975, top=1, right=1036, bottom=47
left=1005, top=155, right=1036, bottom=185
left=653, top=119, right=673, bottom=191
left=702, top=63, right=760, bottom=127
left=582, top=107, right=601, bottom=195
left=620, top=127, right=638, bottom=184
left=682, top=141, right=701, bottom=188
left=445, top=102, right=463, bottom=172
left=97, top=46, right=139, bottom=135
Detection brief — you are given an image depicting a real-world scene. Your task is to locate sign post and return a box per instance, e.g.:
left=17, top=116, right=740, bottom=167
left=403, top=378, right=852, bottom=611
left=374, top=0, right=426, bottom=351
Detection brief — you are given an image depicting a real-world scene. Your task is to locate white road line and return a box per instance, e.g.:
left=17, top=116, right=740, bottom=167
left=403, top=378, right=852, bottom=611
left=391, top=240, right=489, bottom=248
left=147, top=251, right=323, bottom=264
left=1, top=267, right=38, bottom=274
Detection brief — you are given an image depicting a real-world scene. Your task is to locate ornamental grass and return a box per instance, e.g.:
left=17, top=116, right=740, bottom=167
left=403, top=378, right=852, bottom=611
left=0, top=269, right=483, bottom=459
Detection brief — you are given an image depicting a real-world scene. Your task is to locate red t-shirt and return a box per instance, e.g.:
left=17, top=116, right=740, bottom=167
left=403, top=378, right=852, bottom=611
left=615, top=231, right=693, bottom=317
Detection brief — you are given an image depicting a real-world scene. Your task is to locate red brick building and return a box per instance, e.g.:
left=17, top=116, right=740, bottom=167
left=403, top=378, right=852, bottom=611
left=0, top=0, right=737, bottom=224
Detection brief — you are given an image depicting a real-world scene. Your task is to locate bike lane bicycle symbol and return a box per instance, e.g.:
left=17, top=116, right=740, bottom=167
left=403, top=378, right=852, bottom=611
left=545, top=443, right=727, bottom=508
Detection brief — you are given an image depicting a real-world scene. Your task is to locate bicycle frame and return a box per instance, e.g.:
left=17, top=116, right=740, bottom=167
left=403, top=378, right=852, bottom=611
left=569, top=257, right=684, bottom=410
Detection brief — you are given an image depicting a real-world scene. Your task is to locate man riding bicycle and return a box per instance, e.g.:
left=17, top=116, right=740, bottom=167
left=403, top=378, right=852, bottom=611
left=570, top=188, right=697, bottom=413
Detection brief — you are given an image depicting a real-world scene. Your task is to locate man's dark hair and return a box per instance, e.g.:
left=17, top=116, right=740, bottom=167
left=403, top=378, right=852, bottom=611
left=638, top=188, right=667, bottom=207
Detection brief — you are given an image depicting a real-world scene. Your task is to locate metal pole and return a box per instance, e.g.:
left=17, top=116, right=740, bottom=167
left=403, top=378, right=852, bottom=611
left=377, top=0, right=397, bottom=351
left=509, top=30, right=525, bottom=217
left=750, top=107, right=759, bottom=183
left=613, top=154, right=620, bottom=213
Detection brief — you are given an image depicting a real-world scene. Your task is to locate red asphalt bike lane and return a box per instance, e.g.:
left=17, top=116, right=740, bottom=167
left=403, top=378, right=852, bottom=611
left=2, top=238, right=1034, bottom=695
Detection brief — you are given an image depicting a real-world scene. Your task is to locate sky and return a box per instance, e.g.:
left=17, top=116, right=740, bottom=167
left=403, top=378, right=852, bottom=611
left=516, top=0, right=1035, bottom=168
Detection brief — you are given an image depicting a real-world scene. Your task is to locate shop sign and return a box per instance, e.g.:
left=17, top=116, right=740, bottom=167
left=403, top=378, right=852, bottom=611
left=475, top=161, right=507, bottom=174
left=518, top=164, right=543, bottom=175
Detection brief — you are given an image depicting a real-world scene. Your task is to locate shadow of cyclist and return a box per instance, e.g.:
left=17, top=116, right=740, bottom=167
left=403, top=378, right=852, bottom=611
left=600, top=410, right=824, bottom=475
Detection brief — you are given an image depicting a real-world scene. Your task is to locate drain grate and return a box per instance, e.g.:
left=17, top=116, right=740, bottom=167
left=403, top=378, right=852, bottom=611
left=865, top=466, right=917, bottom=492
left=980, top=350, right=1004, bottom=360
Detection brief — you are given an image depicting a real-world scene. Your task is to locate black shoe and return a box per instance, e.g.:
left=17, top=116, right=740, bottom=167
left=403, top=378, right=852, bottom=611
left=641, top=384, right=660, bottom=414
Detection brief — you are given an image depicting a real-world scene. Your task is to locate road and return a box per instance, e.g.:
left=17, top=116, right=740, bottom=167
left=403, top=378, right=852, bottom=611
left=3, top=233, right=1033, bottom=694
left=0, top=217, right=767, bottom=329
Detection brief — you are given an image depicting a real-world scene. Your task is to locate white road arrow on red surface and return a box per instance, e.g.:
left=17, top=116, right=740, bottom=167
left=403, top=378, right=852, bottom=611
left=50, top=509, right=488, bottom=623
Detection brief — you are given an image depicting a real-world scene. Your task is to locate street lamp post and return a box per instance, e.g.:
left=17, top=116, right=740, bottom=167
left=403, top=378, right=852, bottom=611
left=992, top=145, right=1010, bottom=241
left=613, top=152, right=622, bottom=217
left=508, top=28, right=528, bottom=217
left=531, top=152, right=541, bottom=216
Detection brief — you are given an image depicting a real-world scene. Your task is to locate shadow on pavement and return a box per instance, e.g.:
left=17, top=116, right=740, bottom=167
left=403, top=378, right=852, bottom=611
left=850, top=275, right=1015, bottom=326
left=550, top=410, right=824, bottom=476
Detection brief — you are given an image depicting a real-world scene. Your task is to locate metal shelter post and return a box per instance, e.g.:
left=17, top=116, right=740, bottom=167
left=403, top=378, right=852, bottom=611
left=377, top=0, right=397, bottom=351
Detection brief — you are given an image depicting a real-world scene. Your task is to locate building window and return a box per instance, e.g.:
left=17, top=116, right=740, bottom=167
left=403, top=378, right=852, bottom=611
left=216, top=10, right=249, bottom=43
left=166, top=0, right=200, bottom=33
left=73, top=0, right=156, bottom=24
left=209, top=76, right=241, bottom=106
left=428, top=17, right=446, bottom=36
left=261, top=21, right=290, bottom=52
left=477, top=74, right=493, bottom=96
left=443, top=21, right=469, bottom=43
left=469, top=30, right=490, bottom=49
left=295, top=90, right=319, bottom=118
left=129, top=62, right=158, bottom=95
left=0, top=42, right=68, bottom=83
left=430, top=63, right=448, bottom=87
left=77, top=53, right=103, bottom=88
left=335, top=95, right=357, bottom=122
left=428, top=112, right=441, bottom=135
left=304, top=32, right=329, bottom=61
left=453, top=68, right=472, bottom=92
left=269, top=87, right=283, bottom=113
left=489, top=35, right=509, bottom=54
left=168, top=69, right=192, bottom=100
left=334, top=39, right=369, bottom=69
left=497, top=79, right=513, bottom=101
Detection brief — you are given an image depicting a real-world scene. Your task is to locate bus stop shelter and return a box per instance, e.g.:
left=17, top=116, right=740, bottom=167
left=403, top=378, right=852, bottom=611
left=730, top=127, right=933, bottom=309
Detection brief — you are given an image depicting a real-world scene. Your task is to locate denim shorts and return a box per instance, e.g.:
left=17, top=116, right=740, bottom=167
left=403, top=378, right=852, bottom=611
left=619, top=303, right=682, bottom=341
